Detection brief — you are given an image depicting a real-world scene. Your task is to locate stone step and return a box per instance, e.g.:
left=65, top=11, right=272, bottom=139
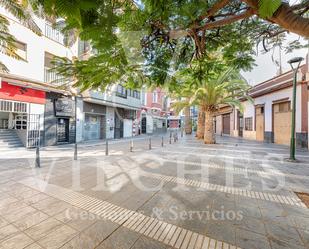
left=0, top=141, right=23, bottom=146
left=0, top=136, right=22, bottom=141
left=0, top=129, right=24, bottom=148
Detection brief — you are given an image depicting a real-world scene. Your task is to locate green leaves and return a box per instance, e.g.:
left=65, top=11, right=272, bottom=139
left=258, top=0, right=282, bottom=18
left=169, top=54, right=251, bottom=114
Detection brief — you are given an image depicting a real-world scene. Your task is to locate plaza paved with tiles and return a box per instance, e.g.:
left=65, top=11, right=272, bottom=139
left=0, top=135, right=309, bottom=249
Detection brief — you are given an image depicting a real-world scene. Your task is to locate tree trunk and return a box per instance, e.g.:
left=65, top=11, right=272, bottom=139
left=196, top=105, right=205, bottom=139
left=184, top=106, right=192, bottom=134
left=242, top=0, right=309, bottom=37
left=204, top=109, right=215, bottom=144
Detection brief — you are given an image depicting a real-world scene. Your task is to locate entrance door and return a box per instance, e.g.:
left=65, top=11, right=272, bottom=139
left=222, top=114, right=230, bottom=135
left=256, top=106, right=265, bottom=141
left=238, top=113, right=243, bottom=137
left=141, top=116, right=147, bottom=134
left=57, top=118, right=69, bottom=143
left=114, top=113, right=123, bottom=139
left=84, top=114, right=101, bottom=140
left=273, top=101, right=291, bottom=145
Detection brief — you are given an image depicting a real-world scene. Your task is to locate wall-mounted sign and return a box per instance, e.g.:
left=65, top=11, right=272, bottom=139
left=54, top=97, right=73, bottom=117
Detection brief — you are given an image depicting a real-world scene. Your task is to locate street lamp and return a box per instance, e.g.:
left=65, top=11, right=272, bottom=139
left=287, top=56, right=304, bottom=162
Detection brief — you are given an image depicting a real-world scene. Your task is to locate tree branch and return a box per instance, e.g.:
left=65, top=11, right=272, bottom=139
left=197, top=0, right=230, bottom=22
left=197, top=9, right=254, bottom=31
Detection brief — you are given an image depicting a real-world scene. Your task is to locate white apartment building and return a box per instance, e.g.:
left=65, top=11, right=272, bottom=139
left=0, top=7, right=142, bottom=147
left=0, top=7, right=78, bottom=147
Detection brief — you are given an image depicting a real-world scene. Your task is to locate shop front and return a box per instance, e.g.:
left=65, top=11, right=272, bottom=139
left=0, top=78, right=45, bottom=148
left=44, top=92, right=75, bottom=146
left=83, top=102, right=106, bottom=141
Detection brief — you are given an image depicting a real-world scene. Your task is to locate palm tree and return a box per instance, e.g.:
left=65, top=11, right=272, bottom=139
left=191, top=68, right=251, bottom=144
left=0, top=0, right=41, bottom=71
left=196, top=105, right=205, bottom=139
left=184, top=104, right=192, bottom=134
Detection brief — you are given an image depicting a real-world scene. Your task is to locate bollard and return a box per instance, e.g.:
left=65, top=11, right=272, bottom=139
left=169, top=132, right=172, bottom=144
left=35, top=147, right=40, bottom=168
left=74, top=143, right=77, bottom=160
left=105, top=139, right=109, bottom=156
left=161, top=136, right=164, bottom=147
left=130, top=140, right=133, bottom=152
left=181, top=128, right=183, bottom=137
left=149, top=137, right=152, bottom=150
left=174, top=133, right=176, bottom=142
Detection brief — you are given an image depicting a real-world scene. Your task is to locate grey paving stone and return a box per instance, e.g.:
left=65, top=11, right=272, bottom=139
left=96, top=226, right=140, bottom=249
left=264, top=221, right=304, bottom=246
left=32, top=197, right=72, bottom=216
left=204, top=220, right=236, bottom=245
left=0, top=215, right=8, bottom=229
left=234, top=216, right=266, bottom=235
left=37, top=224, right=78, bottom=249
left=24, top=243, right=44, bottom=249
left=60, top=232, right=96, bottom=249
left=4, top=206, right=37, bottom=223
left=0, top=224, right=20, bottom=241
left=81, top=219, right=120, bottom=247
left=130, top=235, right=171, bottom=249
left=299, top=229, right=309, bottom=247
left=13, top=210, right=49, bottom=231
left=0, top=232, right=34, bottom=249
left=269, top=237, right=307, bottom=249
left=235, top=228, right=272, bottom=249
left=24, top=218, right=63, bottom=241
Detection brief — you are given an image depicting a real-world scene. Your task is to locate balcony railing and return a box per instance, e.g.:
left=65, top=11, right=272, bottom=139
left=44, top=67, right=64, bottom=86
left=44, top=23, right=64, bottom=44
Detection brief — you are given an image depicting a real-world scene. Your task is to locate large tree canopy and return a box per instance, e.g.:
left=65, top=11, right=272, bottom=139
left=31, top=0, right=309, bottom=89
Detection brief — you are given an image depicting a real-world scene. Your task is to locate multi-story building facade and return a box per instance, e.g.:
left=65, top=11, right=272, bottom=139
left=0, top=7, right=141, bottom=147
left=137, top=88, right=169, bottom=134
left=0, top=7, right=78, bottom=148
left=214, top=56, right=309, bottom=149
left=75, top=43, right=142, bottom=142
left=76, top=85, right=141, bottom=141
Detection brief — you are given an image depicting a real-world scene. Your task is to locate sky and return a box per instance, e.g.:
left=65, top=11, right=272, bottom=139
left=242, top=34, right=309, bottom=86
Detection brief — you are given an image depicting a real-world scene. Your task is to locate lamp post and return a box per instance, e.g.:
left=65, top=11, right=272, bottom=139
left=287, top=57, right=304, bottom=162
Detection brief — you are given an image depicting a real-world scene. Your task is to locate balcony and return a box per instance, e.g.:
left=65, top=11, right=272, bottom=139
left=44, top=67, right=64, bottom=86
left=44, top=22, right=65, bottom=44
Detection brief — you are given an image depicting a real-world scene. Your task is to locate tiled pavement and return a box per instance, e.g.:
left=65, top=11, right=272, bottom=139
left=0, top=135, right=309, bottom=249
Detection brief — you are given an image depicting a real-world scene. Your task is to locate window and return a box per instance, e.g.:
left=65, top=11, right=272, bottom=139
left=14, top=40, right=27, bottom=60
left=141, top=92, right=146, bottom=105
left=78, top=41, right=91, bottom=56
left=133, top=90, right=140, bottom=99
left=116, top=84, right=127, bottom=98
left=127, top=89, right=132, bottom=97
left=279, top=102, right=290, bottom=112
left=245, top=117, right=253, bottom=131
left=44, top=52, right=54, bottom=68
left=44, top=52, right=63, bottom=85
left=152, top=92, right=158, bottom=103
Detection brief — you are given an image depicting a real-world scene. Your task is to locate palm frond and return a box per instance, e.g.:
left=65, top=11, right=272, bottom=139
left=0, top=61, right=9, bottom=72
left=0, top=0, right=41, bottom=35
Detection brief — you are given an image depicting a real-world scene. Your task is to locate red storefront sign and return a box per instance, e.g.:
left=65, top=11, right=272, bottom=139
left=0, top=81, right=46, bottom=104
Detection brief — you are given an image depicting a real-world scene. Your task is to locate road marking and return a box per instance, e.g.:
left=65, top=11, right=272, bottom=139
left=19, top=177, right=241, bottom=249
left=147, top=158, right=309, bottom=180
left=157, top=150, right=309, bottom=166
left=131, top=170, right=306, bottom=208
